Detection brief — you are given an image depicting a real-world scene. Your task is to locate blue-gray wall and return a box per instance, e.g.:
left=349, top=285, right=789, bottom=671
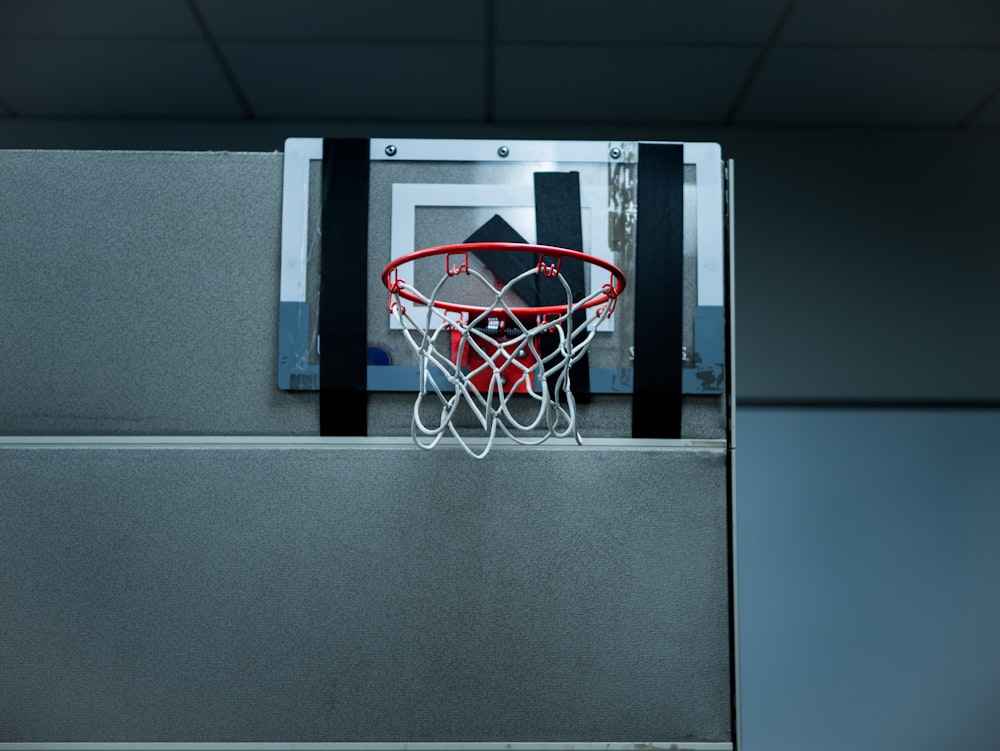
left=736, top=406, right=1000, bottom=750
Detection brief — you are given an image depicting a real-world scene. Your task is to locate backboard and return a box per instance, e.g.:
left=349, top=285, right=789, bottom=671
left=278, top=137, right=732, bottom=444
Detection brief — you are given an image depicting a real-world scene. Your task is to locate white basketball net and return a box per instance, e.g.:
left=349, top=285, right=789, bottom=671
left=387, top=254, right=619, bottom=459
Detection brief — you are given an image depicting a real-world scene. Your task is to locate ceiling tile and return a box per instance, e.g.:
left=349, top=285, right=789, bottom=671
left=0, top=0, right=200, bottom=38
left=737, top=47, right=1000, bottom=124
left=494, top=44, right=760, bottom=123
left=199, top=0, right=484, bottom=40
left=782, top=0, right=1000, bottom=45
left=221, top=41, right=485, bottom=119
left=496, top=0, right=788, bottom=43
left=0, top=39, right=243, bottom=117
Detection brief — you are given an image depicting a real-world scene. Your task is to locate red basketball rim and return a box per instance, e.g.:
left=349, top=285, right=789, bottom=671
left=381, top=242, right=627, bottom=318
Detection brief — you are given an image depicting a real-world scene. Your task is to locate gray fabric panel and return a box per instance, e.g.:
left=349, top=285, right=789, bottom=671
left=0, top=149, right=319, bottom=436
left=0, top=444, right=731, bottom=743
left=0, top=149, right=725, bottom=439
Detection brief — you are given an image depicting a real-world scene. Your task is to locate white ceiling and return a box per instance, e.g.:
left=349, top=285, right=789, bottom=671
left=0, top=0, right=997, bottom=127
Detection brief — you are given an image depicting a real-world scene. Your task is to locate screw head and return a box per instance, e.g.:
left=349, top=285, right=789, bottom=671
left=385, top=145, right=397, bottom=157
left=609, top=147, right=622, bottom=160
left=497, top=146, right=509, bottom=158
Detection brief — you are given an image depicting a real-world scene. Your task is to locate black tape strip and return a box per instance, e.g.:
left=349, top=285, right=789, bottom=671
left=465, top=215, right=533, bottom=302
left=319, top=138, right=370, bottom=436
left=633, top=143, right=683, bottom=438
left=533, top=172, right=590, bottom=399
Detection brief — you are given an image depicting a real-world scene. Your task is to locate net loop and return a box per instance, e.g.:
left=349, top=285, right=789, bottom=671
left=386, top=269, right=406, bottom=314
left=537, top=254, right=562, bottom=278
left=446, top=250, right=469, bottom=277
left=597, top=281, right=621, bottom=317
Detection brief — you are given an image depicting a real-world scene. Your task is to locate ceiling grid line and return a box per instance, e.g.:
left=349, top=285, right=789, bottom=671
left=497, top=41, right=762, bottom=49
left=724, top=0, right=798, bottom=124
left=960, top=81, right=1000, bottom=127
left=185, top=0, right=255, bottom=119
left=0, top=93, right=18, bottom=118
left=776, top=42, right=1000, bottom=50
left=211, top=37, right=488, bottom=46
left=484, top=0, right=496, bottom=122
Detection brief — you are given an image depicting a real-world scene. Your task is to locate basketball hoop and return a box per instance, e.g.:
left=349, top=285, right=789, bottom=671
left=381, top=242, right=626, bottom=459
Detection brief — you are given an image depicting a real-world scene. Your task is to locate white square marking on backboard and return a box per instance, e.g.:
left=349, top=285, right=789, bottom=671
left=389, top=182, right=612, bottom=330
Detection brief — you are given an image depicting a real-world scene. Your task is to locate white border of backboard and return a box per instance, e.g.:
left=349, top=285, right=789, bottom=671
left=684, top=142, right=724, bottom=306
left=280, top=138, right=322, bottom=303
